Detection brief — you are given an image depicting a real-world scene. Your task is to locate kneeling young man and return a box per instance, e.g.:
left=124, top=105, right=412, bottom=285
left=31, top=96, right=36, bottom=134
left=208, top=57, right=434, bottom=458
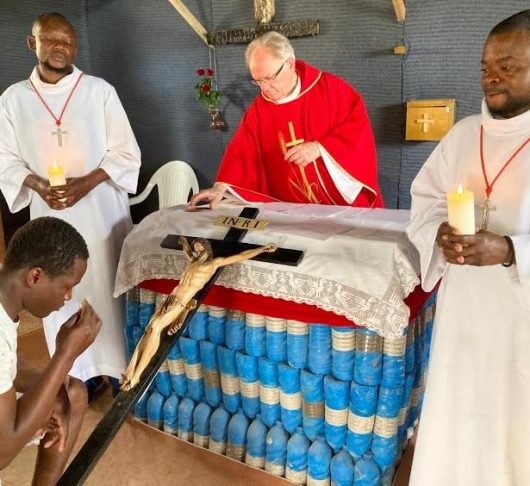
left=0, top=216, right=101, bottom=485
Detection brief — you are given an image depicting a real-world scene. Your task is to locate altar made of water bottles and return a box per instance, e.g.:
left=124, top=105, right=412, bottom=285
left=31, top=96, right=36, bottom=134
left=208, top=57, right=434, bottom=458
left=125, top=288, right=435, bottom=486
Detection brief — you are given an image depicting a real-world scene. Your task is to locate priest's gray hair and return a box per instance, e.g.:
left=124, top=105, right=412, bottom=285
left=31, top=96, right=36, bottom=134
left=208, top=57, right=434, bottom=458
left=245, top=32, right=296, bottom=66
left=490, top=10, right=530, bottom=36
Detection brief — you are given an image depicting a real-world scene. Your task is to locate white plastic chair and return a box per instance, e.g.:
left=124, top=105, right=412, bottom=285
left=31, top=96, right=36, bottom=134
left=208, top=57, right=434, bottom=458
left=129, top=160, right=199, bottom=209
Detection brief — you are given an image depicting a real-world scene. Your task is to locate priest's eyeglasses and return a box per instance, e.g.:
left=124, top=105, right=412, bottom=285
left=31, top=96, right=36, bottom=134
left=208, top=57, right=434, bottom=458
left=250, top=62, right=286, bottom=86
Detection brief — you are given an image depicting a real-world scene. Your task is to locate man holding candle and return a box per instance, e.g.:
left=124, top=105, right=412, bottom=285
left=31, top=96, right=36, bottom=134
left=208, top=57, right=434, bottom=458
left=0, top=13, right=141, bottom=392
left=408, top=10, right=530, bottom=486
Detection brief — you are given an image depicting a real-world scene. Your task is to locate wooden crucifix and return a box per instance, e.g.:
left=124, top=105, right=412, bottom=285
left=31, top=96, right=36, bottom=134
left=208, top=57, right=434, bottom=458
left=57, top=207, right=303, bottom=485
left=169, top=0, right=319, bottom=46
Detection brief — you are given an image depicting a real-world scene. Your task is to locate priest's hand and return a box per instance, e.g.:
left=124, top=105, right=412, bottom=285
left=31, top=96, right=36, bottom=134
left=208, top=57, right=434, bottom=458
left=285, top=141, right=321, bottom=167
left=188, top=183, right=227, bottom=210
left=436, top=222, right=512, bottom=266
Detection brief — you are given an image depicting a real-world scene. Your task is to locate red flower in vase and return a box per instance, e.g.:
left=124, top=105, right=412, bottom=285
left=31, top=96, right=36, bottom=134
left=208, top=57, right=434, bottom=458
left=194, top=67, right=222, bottom=110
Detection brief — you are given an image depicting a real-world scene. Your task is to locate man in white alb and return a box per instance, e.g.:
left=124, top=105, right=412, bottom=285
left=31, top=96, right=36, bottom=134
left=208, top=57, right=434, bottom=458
left=0, top=12, right=141, bottom=390
left=408, top=10, right=530, bottom=486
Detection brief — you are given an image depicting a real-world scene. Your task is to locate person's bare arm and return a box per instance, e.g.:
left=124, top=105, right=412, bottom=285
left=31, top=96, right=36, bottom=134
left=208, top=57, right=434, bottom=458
left=179, top=236, right=194, bottom=261
left=0, top=303, right=100, bottom=469
left=213, top=243, right=277, bottom=269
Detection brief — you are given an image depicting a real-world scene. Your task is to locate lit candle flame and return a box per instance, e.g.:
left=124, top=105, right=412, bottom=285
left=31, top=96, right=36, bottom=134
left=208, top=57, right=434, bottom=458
left=457, top=183, right=463, bottom=194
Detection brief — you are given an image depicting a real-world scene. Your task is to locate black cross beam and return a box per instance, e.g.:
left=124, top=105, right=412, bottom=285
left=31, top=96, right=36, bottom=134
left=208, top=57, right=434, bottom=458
left=207, top=19, right=320, bottom=46
left=160, top=235, right=303, bottom=266
left=57, top=207, right=303, bottom=485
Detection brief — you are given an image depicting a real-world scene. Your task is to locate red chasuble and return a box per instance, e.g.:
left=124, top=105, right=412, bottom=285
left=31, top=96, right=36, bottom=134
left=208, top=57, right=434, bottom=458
left=216, top=60, right=383, bottom=207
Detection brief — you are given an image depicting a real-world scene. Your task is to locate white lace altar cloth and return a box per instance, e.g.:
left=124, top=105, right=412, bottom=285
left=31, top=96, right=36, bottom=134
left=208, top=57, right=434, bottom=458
left=114, top=202, right=420, bottom=338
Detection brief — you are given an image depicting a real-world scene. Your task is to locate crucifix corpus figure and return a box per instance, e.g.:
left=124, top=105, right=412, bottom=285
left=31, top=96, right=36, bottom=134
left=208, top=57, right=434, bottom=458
left=121, top=236, right=277, bottom=391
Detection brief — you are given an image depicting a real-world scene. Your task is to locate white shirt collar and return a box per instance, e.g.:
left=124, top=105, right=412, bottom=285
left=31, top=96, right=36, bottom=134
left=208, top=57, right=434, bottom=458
left=29, top=65, right=81, bottom=93
left=481, top=98, right=530, bottom=136
left=276, top=76, right=301, bottom=105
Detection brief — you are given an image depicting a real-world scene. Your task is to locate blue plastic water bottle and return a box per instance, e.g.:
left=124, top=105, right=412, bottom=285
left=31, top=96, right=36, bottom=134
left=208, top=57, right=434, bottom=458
left=278, top=363, right=302, bottom=434
left=353, top=453, right=381, bottom=486
left=188, top=304, right=209, bottom=341
left=226, top=309, right=246, bottom=351
left=147, top=391, right=164, bottom=430
left=154, top=360, right=172, bottom=397
left=193, top=401, right=213, bottom=448
left=245, top=414, right=268, bottom=469
left=308, top=324, right=332, bottom=375
left=330, top=447, right=355, bottom=486
left=209, top=405, right=230, bottom=455
left=301, top=370, right=324, bottom=441
left=180, top=337, right=204, bottom=402
left=227, top=408, right=249, bottom=462
left=208, top=306, right=226, bottom=345
left=307, top=435, right=332, bottom=483
left=167, top=340, right=187, bottom=397
left=236, top=352, right=260, bottom=419
left=265, top=421, right=289, bottom=477
left=286, top=319, right=308, bottom=370
left=177, top=397, right=196, bottom=442
left=218, top=346, right=241, bottom=413
left=259, top=357, right=280, bottom=427
left=200, top=340, right=222, bottom=408
left=331, top=326, right=356, bottom=381
left=285, top=426, right=310, bottom=484
left=354, top=328, right=382, bottom=386
left=162, top=393, right=179, bottom=435
left=245, top=313, right=266, bottom=357
left=347, top=380, right=378, bottom=459
left=381, top=333, right=407, bottom=388
left=266, top=316, right=287, bottom=362
left=324, top=375, right=349, bottom=452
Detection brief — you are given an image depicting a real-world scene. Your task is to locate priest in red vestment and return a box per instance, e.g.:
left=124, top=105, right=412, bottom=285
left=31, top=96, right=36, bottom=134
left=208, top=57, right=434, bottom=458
left=189, top=31, right=383, bottom=209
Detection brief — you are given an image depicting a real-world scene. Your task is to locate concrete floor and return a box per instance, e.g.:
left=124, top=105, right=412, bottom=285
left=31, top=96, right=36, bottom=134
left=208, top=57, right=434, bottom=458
left=2, top=319, right=414, bottom=485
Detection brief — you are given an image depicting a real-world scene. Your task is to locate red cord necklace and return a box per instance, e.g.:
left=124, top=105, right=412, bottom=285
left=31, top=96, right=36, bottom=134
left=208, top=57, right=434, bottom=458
left=29, top=71, right=84, bottom=147
left=479, top=124, right=530, bottom=229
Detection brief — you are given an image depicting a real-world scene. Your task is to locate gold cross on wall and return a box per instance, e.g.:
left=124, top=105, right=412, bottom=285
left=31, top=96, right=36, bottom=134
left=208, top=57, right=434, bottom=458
left=416, top=113, right=435, bottom=133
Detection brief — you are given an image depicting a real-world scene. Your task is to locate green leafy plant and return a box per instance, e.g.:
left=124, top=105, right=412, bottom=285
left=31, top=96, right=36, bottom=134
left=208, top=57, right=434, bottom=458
left=195, top=68, right=222, bottom=110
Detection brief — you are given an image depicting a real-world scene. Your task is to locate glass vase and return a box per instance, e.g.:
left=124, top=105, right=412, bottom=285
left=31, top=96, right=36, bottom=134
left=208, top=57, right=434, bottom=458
left=208, top=106, right=226, bottom=130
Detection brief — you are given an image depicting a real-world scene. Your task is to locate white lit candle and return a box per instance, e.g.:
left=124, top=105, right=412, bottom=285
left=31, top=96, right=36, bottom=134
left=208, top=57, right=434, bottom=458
left=47, top=162, right=66, bottom=187
left=447, top=184, right=475, bottom=234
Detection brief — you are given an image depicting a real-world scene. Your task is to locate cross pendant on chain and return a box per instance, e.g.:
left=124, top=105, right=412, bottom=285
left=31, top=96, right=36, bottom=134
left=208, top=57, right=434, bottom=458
left=52, top=125, right=67, bottom=147
left=481, top=197, right=496, bottom=230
